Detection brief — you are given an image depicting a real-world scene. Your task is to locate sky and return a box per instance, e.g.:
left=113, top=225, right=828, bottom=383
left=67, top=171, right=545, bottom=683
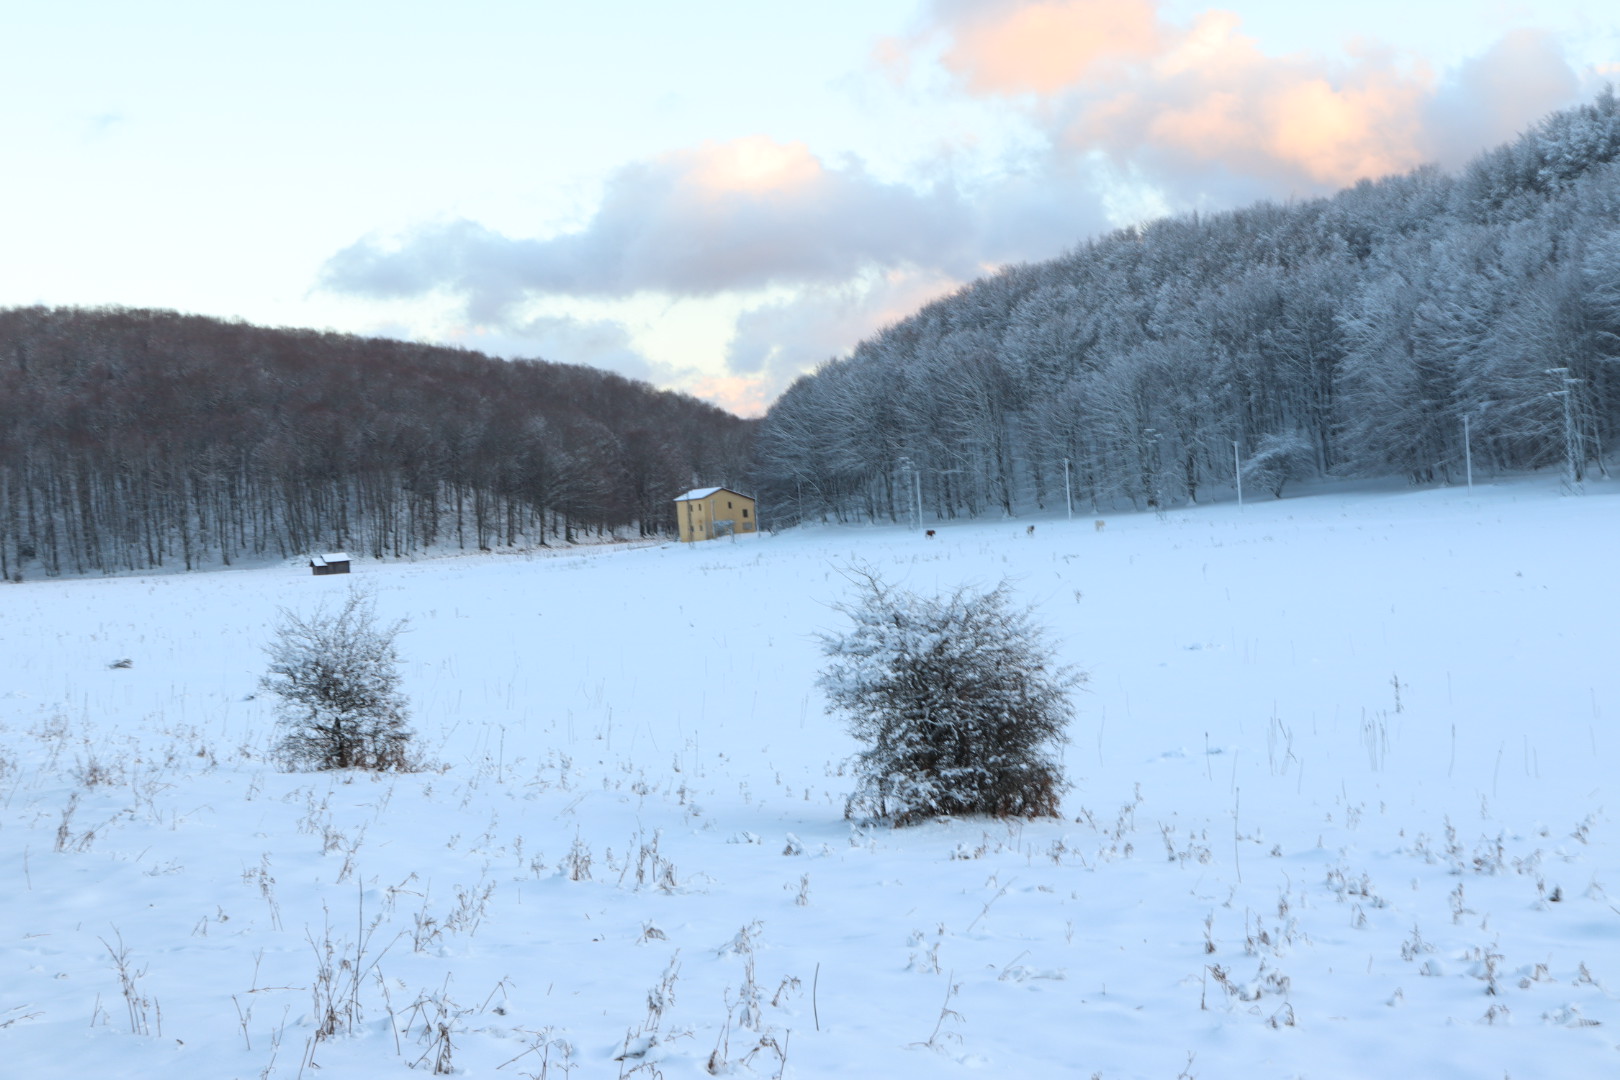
left=3, top=1, right=1616, bottom=416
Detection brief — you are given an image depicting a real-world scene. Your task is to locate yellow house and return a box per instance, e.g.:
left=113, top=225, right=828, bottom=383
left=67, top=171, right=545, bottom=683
left=675, top=486, right=757, bottom=542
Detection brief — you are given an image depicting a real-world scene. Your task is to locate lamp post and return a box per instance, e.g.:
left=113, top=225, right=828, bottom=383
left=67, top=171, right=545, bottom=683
left=1546, top=367, right=1582, bottom=486
left=1233, top=439, right=1243, bottom=508
left=1462, top=412, right=1472, bottom=491
left=899, top=457, right=922, bottom=530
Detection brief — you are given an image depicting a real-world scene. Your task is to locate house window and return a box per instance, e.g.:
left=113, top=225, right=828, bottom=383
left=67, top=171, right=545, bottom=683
left=727, top=501, right=733, bottom=509
left=743, top=508, right=749, bottom=518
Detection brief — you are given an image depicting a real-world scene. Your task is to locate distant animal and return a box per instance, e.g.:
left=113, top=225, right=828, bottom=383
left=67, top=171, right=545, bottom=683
left=925, top=529, right=936, bottom=538
left=1026, top=525, right=1036, bottom=536
left=1094, top=519, right=1106, bottom=532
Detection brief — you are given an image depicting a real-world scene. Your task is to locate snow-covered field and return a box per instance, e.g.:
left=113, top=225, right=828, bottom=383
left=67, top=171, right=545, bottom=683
left=2, top=477, right=1617, bottom=1078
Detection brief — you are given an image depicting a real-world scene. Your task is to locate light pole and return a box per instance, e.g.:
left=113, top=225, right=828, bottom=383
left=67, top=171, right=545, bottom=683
left=1233, top=439, right=1243, bottom=508
left=899, top=457, right=922, bottom=530
left=1462, top=412, right=1472, bottom=491
left=1546, top=367, right=1582, bottom=486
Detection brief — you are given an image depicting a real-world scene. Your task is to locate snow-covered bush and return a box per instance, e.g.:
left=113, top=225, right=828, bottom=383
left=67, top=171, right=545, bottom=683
left=1242, top=431, right=1317, bottom=498
left=261, top=589, right=415, bottom=771
left=818, top=571, right=1080, bottom=825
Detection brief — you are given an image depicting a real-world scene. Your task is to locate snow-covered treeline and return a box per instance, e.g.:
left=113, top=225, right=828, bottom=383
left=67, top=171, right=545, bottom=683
left=752, top=92, right=1620, bottom=524
left=0, top=308, right=754, bottom=577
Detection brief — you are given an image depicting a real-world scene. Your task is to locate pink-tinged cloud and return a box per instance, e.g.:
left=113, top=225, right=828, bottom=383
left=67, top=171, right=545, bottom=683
left=935, top=0, right=1161, bottom=95
left=685, top=373, right=773, bottom=420
left=902, top=1, right=1582, bottom=194
left=1120, top=11, right=1434, bottom=187
left=684, top=136, right=825, bottom=199
left=1299, top=76, right=1440, bottom=183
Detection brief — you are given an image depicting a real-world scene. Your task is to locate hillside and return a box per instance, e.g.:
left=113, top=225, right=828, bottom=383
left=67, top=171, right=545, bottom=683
left=0, top=307, right=754, bottom=577
left=752, top=91, right=1620, bottom=525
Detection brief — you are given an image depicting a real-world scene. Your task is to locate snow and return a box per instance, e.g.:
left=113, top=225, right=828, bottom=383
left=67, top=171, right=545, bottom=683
left=675, top=487, right=726, bottom=502
left=2, top=476, right=1617, bottom=1078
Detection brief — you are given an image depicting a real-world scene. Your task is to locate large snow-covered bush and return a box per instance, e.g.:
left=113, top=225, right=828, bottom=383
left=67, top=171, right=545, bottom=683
left=819, top=572, right=1080, bottom=825
left=261, top=589, right=415, bottom=771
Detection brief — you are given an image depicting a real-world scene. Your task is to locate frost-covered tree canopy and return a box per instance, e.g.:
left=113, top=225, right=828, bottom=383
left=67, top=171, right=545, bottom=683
left=754, top=90, right=1620, bottom=524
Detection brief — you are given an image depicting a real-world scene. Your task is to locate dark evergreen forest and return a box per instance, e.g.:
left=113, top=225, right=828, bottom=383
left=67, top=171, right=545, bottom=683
left=0, top=308, right=753, bottom=577
left=751, top=92, right=1620, bottom=524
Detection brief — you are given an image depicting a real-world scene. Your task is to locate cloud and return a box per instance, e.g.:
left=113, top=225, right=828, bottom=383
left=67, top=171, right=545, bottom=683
left=895, top=0, right=1586, bottom=197
left=931, top=0, right=1162, bottom=96
left=317, top=133, right=1109, bottom=413
left=427, top=311, right=820, bottom=417
left=321, top=137, right=981, bottom=309
left=1424, top=29, right=1584, bottom=168
left=657, top=268, right=969, bottom=417
left=318, top=3, right=1595, bottom=418
left=727, top=269, right=965, bottom=387
left=1075, top=12, right=1434, bottom=190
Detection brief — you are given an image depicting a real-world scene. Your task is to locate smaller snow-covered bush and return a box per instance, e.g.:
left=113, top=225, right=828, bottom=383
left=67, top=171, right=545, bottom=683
left=819, top=571, right=1081, bottom=825
left=261, top=589, right=415, bottom=771
left=1242, top=431, right=1316, bottom=498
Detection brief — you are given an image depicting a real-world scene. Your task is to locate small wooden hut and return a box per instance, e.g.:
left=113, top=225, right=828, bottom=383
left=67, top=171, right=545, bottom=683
left=309, top=552, right=351, bottom=575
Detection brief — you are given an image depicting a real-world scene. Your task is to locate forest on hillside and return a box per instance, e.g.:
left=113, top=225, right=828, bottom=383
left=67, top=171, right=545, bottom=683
left=751, top=92, right=1620, bottom=524
left=0, top=308, right=753, bottom=577
left=9, top=95, right=1620, bottom=578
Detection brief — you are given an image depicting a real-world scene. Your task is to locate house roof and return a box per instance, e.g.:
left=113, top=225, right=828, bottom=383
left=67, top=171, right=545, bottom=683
left=674, top=486, right=751, bottom=502
left=310, top=552, right=351, bottom=566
